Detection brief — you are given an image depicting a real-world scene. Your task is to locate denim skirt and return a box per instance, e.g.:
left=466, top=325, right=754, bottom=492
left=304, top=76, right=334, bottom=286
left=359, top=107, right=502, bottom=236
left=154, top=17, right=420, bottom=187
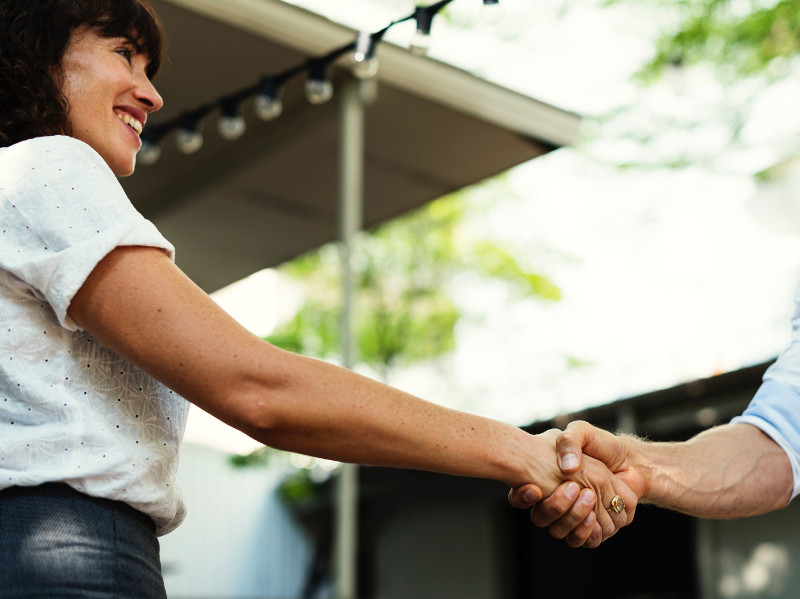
left=0, top=483, right=167, bottom=599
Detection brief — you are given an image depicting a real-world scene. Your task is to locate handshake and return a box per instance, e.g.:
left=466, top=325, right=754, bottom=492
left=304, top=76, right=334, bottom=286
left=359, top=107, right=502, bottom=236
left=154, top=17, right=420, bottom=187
left=507, top=420, right=793, bottom=548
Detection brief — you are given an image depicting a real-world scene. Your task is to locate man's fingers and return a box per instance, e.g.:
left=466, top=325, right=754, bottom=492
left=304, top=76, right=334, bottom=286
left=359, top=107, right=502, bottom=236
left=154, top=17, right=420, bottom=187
left=559, top=420, right=628, bottom=473
left=594, top=504, right=619, bottom=541
left=555, top=425, right=585, bottom=474
left=595, top=489, right=630, bottom=541
left=565, top=511, right=598, bottom=548
left=546, top=488, right=596, bottom=540
left=508, top=484, right=542, bottom=509
left=574, top=517, right=603, bottom=548
left=600, top=479, right=638, bottom=530
left=529, top=482, right=582, bottom=527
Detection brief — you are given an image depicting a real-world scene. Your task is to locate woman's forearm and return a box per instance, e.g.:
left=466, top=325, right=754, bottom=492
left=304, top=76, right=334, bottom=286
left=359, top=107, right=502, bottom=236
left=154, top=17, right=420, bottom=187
left=70, top=246, right=639, bottom=536
left=626, top=423, right=793, bottom=518
left=69, top=246, right=562, bottom=490
left=239, top=346, right=559, bottom=488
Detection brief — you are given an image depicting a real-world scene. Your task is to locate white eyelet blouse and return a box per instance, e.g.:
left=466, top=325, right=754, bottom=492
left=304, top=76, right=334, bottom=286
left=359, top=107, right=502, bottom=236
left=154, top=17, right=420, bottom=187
left=0, top=136, right=188, bottom=535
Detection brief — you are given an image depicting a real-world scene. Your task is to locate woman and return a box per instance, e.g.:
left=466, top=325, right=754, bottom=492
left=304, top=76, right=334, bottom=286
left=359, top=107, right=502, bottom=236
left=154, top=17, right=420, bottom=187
left=0, top=1, right=630, bottom=596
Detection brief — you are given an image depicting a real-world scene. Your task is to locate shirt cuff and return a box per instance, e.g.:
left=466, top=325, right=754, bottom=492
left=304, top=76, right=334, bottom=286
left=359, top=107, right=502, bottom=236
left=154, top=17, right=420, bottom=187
left=731, top=378, right=800, bottom=502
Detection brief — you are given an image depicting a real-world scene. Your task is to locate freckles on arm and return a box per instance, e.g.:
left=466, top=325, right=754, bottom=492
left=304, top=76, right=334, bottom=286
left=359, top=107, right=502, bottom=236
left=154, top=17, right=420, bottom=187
left=69, top=246, right=580, bottom=486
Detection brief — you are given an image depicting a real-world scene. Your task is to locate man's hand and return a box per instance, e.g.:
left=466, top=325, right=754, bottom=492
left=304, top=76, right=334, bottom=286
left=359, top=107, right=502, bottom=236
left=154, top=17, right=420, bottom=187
left=508, top=426, right=640, bottom=547
left=555, top=421, right=648, bottom=498
left=509, top=481, right=602, bottom=547
left=513, top=419, right=795, bottom=548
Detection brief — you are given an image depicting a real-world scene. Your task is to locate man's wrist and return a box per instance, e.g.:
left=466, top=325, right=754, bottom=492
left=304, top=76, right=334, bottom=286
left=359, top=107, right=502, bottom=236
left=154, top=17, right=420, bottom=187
left=619, top=434, right=656, bottom=503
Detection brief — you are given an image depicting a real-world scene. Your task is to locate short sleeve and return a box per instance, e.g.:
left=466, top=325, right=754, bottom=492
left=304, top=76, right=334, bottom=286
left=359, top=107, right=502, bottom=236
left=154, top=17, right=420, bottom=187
left=0, top=136, right=174, bottom=331
left=731, top=380, right=800, bottom=502
left=730, top=283, right=800, bottom=502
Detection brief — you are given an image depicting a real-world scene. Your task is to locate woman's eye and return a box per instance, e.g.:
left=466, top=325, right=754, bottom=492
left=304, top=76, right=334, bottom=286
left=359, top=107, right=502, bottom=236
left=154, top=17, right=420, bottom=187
left=116, top=47, right=134, bottom=61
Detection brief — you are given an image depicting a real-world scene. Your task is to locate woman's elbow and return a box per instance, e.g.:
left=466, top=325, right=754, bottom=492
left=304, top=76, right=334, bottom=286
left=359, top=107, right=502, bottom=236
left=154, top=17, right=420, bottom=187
left=190, top=345, right=315, bottom=445
left=214, top=373, right=296, bottom=443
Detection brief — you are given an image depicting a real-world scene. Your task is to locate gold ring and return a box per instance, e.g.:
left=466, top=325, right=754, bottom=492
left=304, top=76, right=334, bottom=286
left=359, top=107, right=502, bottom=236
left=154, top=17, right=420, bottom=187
left=607, top=495, right=624, bottom=514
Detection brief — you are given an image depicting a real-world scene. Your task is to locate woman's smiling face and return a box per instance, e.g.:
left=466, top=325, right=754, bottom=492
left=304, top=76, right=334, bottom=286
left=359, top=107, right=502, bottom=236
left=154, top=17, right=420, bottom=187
left=59, top=28, right=163, bottom=177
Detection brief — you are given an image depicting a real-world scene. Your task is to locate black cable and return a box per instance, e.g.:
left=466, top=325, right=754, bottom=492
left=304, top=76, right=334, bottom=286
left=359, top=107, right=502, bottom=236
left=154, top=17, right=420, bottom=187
left=141, top=0, right=478, bottom=157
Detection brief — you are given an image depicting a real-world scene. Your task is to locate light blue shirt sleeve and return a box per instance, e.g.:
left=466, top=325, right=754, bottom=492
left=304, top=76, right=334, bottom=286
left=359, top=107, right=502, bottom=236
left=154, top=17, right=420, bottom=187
left=731, top=285, right=800, bottom=501
left=732, top=381, right=800, bottom=501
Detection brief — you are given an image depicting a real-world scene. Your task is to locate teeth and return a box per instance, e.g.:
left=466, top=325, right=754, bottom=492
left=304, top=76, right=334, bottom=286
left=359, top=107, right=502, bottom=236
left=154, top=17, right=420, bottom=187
left=116, top=112, right=143, bottom=135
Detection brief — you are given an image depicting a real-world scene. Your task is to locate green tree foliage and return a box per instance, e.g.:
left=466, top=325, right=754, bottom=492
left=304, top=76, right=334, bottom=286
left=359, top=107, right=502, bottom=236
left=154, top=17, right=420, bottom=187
left=640, top=0, right=800, bottom=81
left=266, top=186, right=560, bottom=384
left=582, top=0, right=800, bottom=170
left=233, top=184, right=560, bottom=477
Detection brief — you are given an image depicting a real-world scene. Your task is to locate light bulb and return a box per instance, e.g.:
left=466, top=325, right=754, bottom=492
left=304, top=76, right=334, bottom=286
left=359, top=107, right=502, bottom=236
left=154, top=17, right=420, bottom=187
left=352, top=53, right=379, bottom=79
left=409, top=30, right=431, bottom=57
left=306, top=60, right=333, bottom=105
left=482, top=0, right=503, bottom=25
left=255, top=94, right=283, bottom=120
left=352, top=31, right=379, bottom=79
left=218, top=114, right=246, bottom=141
left=176, top=128, right=203, bottom=154
left=410, top=7, right=433, bottom=57
left=137, top=140, right=161, bottom=165
left=256, top=77, right=283, bottom=120
left=666, top=57, right=686, bottom=95
left=305, top=78, right=333, bottom=105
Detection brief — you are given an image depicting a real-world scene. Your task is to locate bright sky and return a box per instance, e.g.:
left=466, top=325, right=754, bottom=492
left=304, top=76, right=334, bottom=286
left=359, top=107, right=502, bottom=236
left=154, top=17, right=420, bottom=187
left=186, top=0, right=800, bottom=453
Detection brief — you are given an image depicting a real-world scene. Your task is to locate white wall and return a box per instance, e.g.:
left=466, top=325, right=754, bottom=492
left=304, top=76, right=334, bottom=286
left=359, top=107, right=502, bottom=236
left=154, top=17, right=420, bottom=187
left=160, top=442, right=313, bottom=599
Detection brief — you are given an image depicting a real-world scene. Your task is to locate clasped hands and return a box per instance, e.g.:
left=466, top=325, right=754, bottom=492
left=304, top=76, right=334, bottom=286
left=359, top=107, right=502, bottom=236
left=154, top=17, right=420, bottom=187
left=510, top=421, right=647, bottom=548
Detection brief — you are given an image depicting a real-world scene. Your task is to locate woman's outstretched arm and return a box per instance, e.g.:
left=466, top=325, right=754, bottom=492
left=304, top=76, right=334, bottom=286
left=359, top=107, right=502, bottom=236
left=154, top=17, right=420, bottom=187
left=69, top=246, right=635, bottom=531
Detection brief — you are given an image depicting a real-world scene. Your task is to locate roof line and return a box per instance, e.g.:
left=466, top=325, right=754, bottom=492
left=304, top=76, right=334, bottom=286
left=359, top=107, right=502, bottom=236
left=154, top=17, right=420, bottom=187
left=160, top=0, right=582, bottom=147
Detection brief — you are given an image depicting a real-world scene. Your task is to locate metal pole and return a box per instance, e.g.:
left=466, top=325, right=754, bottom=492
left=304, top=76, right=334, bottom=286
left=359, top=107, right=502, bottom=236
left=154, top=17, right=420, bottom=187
left=335, top=78, right=364, bottom=599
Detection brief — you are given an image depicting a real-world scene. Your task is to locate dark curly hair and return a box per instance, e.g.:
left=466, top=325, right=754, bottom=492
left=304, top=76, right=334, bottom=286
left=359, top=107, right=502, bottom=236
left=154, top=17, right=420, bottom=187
left=0, top=0, right=165, bottom=147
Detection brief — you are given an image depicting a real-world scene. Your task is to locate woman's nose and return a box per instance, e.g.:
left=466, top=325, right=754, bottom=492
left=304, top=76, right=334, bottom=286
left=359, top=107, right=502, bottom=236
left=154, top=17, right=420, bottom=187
left=136, top=75, right=163, bottom=113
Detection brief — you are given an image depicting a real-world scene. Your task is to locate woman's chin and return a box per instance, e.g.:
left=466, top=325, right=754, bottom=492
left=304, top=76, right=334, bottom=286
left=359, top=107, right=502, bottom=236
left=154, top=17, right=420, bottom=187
left=111, top=158, right=137, bottom=178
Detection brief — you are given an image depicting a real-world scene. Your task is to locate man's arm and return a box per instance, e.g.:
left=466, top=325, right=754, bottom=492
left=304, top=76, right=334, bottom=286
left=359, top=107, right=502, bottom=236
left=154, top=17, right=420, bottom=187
left=610, top=423, right=792, bottom=518
left=512, top=421, right=793, bottom=547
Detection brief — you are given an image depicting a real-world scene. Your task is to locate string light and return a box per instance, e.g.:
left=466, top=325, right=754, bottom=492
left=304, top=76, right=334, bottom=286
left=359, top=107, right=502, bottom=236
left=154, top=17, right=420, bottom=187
left=176, top=128, right=203, bottom=154
left=482, top=0, right=503, bottom=24
left=138, top=128, right=165, bottom=165
left=352, top=32, right=379, bottom=80
left=666, top=56, right=686, bottom=95
left=255, top=76, right=283, bottom=120
left=175, top=111, right=207, bottom=154
left=409, top=7, right=433, bottom=57
left=138, top=0, right=497, bottom=164
left=305, top=59, right=334, bottom=105
left=218, top=99, right=247, bottom=141
left=138, top=140, right=161, bottom=165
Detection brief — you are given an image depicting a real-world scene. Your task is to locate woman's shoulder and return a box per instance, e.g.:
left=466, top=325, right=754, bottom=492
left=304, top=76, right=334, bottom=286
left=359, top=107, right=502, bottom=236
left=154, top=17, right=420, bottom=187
left=1, top=135, right=109, bottom=173
left=0, top=136, right=115, bottom=189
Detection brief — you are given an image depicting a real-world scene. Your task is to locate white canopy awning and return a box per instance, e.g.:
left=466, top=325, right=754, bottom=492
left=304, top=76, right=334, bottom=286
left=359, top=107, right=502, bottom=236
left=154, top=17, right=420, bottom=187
left=122, top=0, right=581, bottom=292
